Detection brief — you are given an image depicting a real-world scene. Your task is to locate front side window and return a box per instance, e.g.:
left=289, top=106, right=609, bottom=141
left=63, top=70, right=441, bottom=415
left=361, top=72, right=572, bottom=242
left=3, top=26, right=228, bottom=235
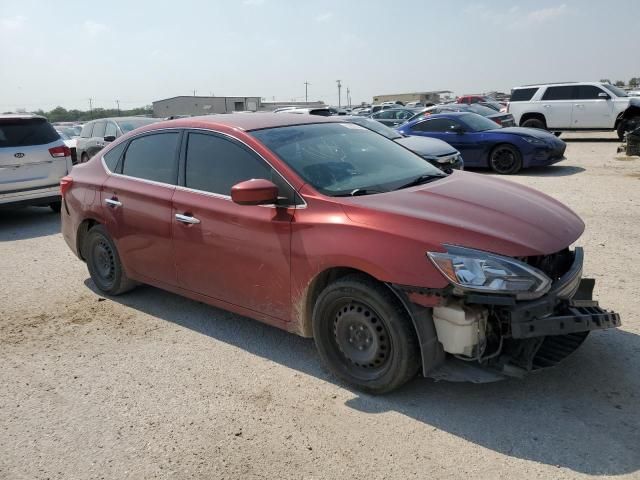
left=105, top=122, right=117, bottom=138
left=92, top=121, right=106, bottom=138
left=251, top=123, right=444, bottom=196
left=121, top=132, right=179, bottom=184
left=575, top=85, right=606, bottom=100
left=411, top=118, right=458, bottom=133
left=542, top=86, right=575, bottom=101
left=185, top=133, right=269, bottom=196
left=601, top=84, right=628, bottom=97
left=80, top=123, right=94, bottom=138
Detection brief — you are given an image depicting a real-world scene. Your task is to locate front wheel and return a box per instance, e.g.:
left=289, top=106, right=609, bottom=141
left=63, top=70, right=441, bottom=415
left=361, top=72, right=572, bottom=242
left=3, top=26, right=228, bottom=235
left=489, top=144, right=523, bottom=174
left=312, top=274, right=420, bottom=394
left=84, top=225, right=136, bottom=295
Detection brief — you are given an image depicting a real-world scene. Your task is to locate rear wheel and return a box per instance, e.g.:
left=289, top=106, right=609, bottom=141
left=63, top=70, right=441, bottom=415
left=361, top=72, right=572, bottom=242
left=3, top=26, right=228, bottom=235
left=49, top=201, right=61, bottom=213
left=553, top=132, right=562, bottom=137
left=312, top=274, right=420, bottom=394
left=489, top=144, right=523, bottom=174
left=81, top=153, right=89, bottom=163
left=521, top=117, right=546, bottom=130
left=84, top=225, right=136, bottom=295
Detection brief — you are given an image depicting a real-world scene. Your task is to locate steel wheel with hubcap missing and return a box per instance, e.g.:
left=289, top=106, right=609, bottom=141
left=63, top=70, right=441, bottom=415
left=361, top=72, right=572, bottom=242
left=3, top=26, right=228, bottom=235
left=85, top=225, right=136, bottom=295
left=312, top=274, right=420, bottom=393
left=489, top=144, right=522, bottom=174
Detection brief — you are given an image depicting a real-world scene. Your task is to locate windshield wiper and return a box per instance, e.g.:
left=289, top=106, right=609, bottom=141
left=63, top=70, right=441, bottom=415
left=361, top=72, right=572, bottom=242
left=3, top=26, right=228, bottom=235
left=395, top=173, right=445, bottom=190
left=334, top=188, right=387, bottom=197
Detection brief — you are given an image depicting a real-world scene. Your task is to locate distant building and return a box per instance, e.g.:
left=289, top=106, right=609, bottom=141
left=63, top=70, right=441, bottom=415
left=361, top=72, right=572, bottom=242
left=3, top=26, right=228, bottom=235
left=373, top=91, right=452, bottom=105
left=152, top=96, right=262, bottom=117
left=259, top=101, right=326, bottom=111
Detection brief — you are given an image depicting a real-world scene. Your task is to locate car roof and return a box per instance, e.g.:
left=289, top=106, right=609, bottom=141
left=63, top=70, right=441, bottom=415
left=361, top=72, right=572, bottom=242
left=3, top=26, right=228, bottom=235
left=87, top=116, right=157, bottom=123
left=0, top=113, right=48, bottom=120
left=145, top=113, right=337, bottom=132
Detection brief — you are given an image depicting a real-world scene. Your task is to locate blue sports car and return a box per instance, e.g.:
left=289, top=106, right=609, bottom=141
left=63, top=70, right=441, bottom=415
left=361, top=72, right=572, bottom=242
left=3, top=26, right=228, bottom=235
left=396, top=112, right=566, bottom=174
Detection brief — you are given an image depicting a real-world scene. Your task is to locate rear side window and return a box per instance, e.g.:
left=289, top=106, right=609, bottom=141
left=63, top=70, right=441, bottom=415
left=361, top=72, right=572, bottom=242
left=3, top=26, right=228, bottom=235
left=0, top=118, right=60, bottom=147
left=92, top=121, right=106, bottom=138
left=80, top=123, right=94, bottom=138
left=103, top=142, right=127, bottom=172
left=121, top=133, right=179, bottom=184
left=510, top=88, right=539, bottom=102
left=541, top=86, right=575, bottom=101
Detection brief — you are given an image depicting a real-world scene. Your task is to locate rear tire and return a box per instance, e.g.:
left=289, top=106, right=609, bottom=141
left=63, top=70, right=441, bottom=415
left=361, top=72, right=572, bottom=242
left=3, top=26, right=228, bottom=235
left=489, top=144, right=523, bottom=174
left=49, top=201, right=61, bottom=213
left=521, top=117, right=546, bottom=130
left=312, top=274, right=420, bottom=394
left=553, top=132, right=562, bottom=137
left=84, top=225, right=136, bottom=295
left=81, top=153, right=89, bottom=163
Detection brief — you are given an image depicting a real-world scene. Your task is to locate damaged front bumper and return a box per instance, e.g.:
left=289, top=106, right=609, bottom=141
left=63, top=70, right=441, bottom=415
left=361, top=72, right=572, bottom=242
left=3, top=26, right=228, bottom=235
left=395, top=247, right=621, bottom=382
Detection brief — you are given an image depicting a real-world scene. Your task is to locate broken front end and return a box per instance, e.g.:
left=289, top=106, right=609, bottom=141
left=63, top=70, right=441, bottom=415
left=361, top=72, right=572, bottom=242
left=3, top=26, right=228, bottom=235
left=396, top=246, right=621, bottom=382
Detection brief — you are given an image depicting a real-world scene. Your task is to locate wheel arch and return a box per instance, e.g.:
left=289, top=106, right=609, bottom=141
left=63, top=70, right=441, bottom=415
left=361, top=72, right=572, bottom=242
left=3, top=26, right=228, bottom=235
left=296, top=266, right=445, bottom=376
left=76, top=218, right=101, bottom=261
left=519, top=112, right=547, bottom=127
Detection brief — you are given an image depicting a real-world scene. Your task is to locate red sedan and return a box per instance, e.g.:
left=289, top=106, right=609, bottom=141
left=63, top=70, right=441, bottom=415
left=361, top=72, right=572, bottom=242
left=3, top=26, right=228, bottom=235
left=61, top=114, right=620, bottom=393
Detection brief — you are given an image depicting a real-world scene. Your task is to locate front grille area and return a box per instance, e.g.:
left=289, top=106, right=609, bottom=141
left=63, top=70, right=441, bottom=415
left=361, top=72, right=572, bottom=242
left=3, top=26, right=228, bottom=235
left=523, top=248, right=574, bottom=281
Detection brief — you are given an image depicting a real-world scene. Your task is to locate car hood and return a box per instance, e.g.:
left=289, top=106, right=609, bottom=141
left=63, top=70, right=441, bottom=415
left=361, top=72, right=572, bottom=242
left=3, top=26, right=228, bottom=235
left=394, top=135, right=458, bottom=157
left=492, top=126, right=558, bottom=141
left=340, top=171, right=584, bottom=257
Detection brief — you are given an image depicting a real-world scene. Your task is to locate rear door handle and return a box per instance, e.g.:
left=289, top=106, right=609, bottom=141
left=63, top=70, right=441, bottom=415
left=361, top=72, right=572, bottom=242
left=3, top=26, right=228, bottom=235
left=175, top=213, right=200, bottom=224
left=105, top=198, right=122, bottom=208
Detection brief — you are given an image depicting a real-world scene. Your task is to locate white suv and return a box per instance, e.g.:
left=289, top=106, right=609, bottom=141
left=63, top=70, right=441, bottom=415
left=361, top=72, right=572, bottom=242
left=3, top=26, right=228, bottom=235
left=508, top=82, right=640, bottom=139
left=0, top=114, right=72, bottom=212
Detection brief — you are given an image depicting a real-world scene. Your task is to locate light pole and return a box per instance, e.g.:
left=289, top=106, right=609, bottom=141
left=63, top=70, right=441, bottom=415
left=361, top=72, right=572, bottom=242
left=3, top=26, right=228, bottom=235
left=346, top=87, right=351, bottom=108
left=336, top=80, right=342, bottom=108
left=304, top=81, right=310, bottom=104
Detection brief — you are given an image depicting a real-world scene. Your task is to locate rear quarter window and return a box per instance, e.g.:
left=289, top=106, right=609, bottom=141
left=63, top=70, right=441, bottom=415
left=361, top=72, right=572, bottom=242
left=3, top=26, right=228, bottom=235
left=510, top=88, right=539, bottom=102
left=0, top=118, right=60, bottom=147
left=80, top=123, right=94, bottom=138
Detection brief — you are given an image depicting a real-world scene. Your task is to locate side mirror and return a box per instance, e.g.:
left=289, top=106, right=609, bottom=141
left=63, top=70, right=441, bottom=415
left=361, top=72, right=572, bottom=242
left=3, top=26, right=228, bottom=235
left=598, top=92, right=610, bottom=99
left=104, top=135, right=116, bottom=142
left=231, top=179, right=278, bottom=206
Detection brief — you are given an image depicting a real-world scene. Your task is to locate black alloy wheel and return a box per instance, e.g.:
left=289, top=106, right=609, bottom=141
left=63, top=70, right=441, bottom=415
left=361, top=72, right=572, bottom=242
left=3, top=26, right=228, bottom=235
left=489, top=144, right=523, bottom=174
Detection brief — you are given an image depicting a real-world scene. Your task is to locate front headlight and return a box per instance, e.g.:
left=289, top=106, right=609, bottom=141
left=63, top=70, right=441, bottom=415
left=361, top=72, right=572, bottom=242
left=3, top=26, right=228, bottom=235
left=523, top=136, right=546, bottom=145
left=427, top=245, right=551, bottom=300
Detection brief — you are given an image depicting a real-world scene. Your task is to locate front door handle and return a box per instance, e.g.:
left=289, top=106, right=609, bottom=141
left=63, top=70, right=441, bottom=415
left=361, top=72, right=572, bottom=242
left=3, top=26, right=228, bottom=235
left=105, top=198, right=122, bottom=208
left=175, top=213, right=200, bottom=224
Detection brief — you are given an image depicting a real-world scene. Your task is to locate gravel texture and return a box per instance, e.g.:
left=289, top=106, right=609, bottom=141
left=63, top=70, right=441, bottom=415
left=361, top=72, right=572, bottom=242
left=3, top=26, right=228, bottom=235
left=1, top=132, right=639, bottom=479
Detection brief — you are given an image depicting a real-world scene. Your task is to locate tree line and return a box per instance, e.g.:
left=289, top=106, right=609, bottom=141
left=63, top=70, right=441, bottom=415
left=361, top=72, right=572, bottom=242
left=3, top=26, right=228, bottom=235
left=599, top=78, right=640, bottom=88
left=5, top=105, right=154, bottom=123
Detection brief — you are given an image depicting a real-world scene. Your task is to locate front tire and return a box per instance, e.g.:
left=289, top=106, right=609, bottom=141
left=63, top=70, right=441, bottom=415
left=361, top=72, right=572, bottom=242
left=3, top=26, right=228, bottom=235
left=489, top=144, right=523, bottom=174
left=84, top=225, right=136, bottom=295
left=312, top=274, right=420, bottom=394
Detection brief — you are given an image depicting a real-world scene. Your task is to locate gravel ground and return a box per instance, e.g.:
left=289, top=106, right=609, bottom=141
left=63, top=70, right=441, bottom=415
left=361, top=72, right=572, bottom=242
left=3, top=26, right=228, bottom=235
left=1, top=132, right=639, bottom=480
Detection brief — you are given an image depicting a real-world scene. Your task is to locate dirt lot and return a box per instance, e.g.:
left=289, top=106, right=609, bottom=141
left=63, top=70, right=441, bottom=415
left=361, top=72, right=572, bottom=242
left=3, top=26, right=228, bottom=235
left=1, top=132, right=639, bottom=480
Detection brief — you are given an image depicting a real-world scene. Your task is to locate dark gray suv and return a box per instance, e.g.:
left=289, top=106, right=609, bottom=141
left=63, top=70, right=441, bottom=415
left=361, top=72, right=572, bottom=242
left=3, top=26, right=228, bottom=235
left=76, top=117, right=160, bottom=162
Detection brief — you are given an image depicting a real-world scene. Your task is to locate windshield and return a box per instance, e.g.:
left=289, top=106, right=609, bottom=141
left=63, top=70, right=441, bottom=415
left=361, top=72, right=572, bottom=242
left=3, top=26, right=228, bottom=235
left=601, top=84, right=628, bottom=97
left=345, top=117, right=401, bottom=140
left=251, top=123, right=444, bottom=196
left=459, top=113, right=500, bottom=131
left=116, top=118, right=160, bottom=133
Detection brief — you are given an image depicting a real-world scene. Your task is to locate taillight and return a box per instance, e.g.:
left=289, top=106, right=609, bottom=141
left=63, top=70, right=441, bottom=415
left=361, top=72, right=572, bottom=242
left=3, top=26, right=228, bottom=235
left=49, top=145, right=72, bottom=158
left=60, top=176, right=73, bottom=197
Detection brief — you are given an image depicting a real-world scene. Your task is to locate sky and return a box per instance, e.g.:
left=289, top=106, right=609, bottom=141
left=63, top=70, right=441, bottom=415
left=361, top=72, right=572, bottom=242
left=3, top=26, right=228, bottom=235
left=0, top=0, right=638, bottom=111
